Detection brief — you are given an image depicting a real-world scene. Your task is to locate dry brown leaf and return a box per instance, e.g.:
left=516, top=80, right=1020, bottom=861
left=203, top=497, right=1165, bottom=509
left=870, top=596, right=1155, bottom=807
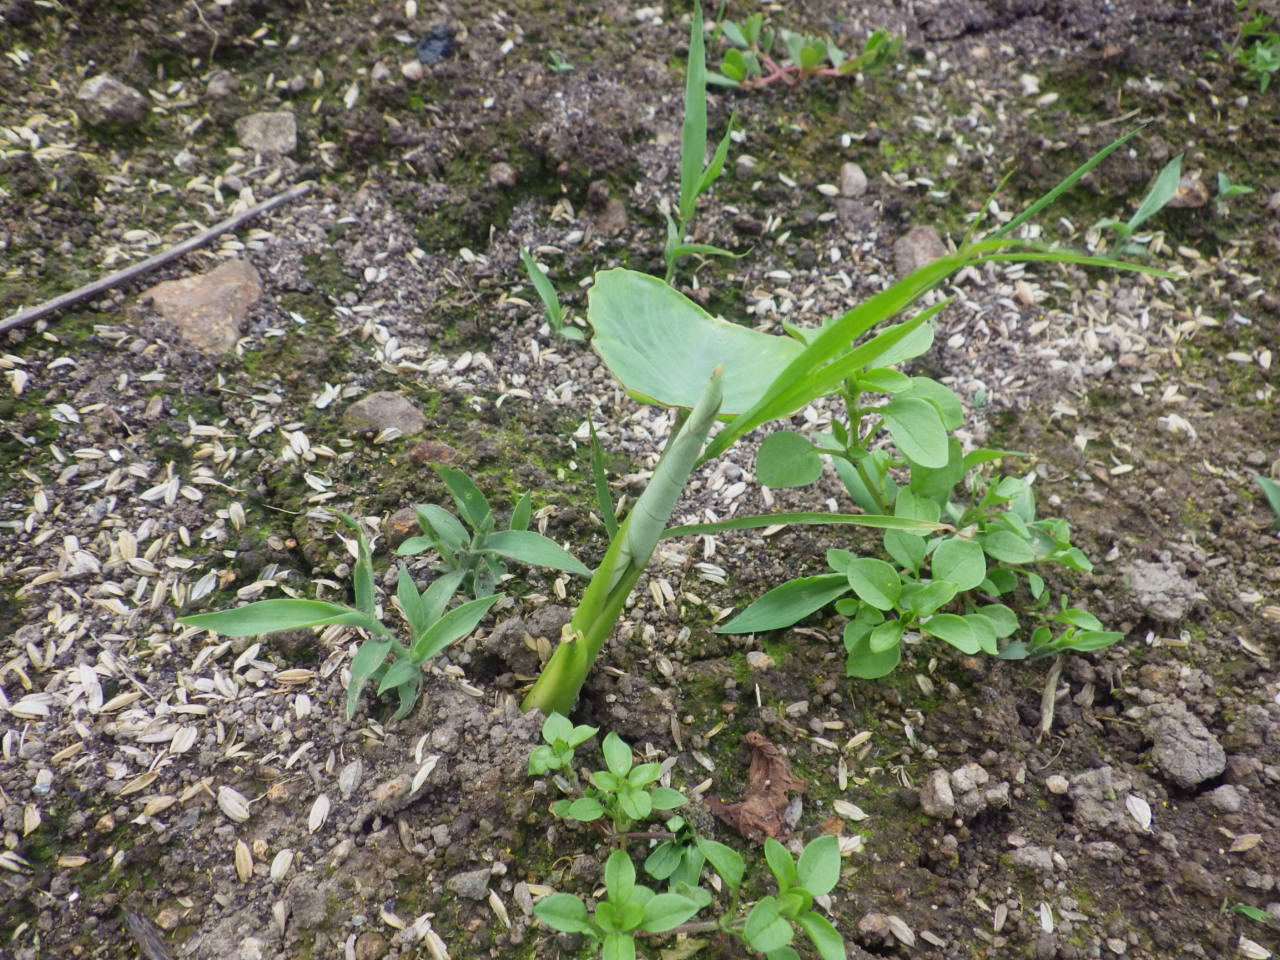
left=704, top=731, right=805, bottom=843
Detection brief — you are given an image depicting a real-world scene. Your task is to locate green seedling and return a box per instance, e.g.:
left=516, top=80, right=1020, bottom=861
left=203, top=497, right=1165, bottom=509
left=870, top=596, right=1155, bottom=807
left=520, top=128, right=1173, bottom=713
left=179, top=514, right=499, bottom=720
left=1093, top=154, right=1183, bottom=252
left=663, top=0, right=740, bottom=284
left=528, top=711, right=599, bottom=786
left=519, top=247, right=583, bottom=341
left=1229, top=902, right=1280, bottom=928
left=535, top=849, right=705, bottom=960
left=741, top=836, right=845, bottom=960
left=1216, top=171, right=1255, bottom=214
left=550, top=731, right=688, bottom=834
left=712, top=12, right=899, bottom=90
left=396, top=464, right=589, bottom=599
left=1230, top=3, right=1280, bottom=90
left=547, top=50, right=575, bottom=74
left=1255, top=474, right=1280, bottom=528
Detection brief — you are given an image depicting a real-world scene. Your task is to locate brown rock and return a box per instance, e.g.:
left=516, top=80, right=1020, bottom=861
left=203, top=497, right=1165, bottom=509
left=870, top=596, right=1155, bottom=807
left=1166, top=174, right=1209, bottom=209
left=341, top=392, right=426, bottom=438
left=408, top=441, right=458, bottom=465
left=206, top=70, right=241, bottom=100
left=353, top=932, right=388, bottom=960
left=139, top=259, right=263, bottom=354
left=385, top=507, right=420, bottom=546
left=488, top=162, right=517, bottom=189
left=894, top=225, right=948, bottom=277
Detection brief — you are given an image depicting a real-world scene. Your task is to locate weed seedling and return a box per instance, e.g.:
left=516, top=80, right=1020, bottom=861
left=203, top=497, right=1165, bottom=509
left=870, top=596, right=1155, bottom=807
left=1228, top=3, right=1280, bottom=91
left=179, top=514, right=499, bottom=720
left=712, top=12, right=900, bottom=90
left=1216, top=171, right=1255, bottom=215
left=396, top=463, right=589, bottom=598
left=519, top=247, right=583, bottom=341
left=1093, top=154, right=1183, bottom=253
left=1254, top=474, right=1280, bottom=528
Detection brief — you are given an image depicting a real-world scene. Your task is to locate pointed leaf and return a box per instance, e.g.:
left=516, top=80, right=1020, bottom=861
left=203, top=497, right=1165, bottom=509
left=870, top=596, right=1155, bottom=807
left=181, top=600, right=382, bottom=637
left=641, top=893, right=703, bottom=933
left=602, top=732, right=634, bottom=776
left=764, top=838, right=798, bottom=890
left=697, top=838, right=745, bottom=890
left=605, top=850, right=636, bottom=903
left=796, top=911, right=847, bottom=960
left=534, top=893, right=593, bottom=934
left=796, top=835, right=841, bottom=896
left=397, top=565, right=426, bottom=636
left=376, top=657, right=420, bottom=695
left=434, top=465, right=493, bottom=530
left=716, top=574, right=849, bottom=633
left=410, top=593, right=501, bottom=662
left=484, top=529, right=590, bottom=576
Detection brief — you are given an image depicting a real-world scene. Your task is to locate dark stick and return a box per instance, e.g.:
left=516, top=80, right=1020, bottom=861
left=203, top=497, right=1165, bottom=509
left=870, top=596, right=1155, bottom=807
left=0, top=181, right=314, bottom=336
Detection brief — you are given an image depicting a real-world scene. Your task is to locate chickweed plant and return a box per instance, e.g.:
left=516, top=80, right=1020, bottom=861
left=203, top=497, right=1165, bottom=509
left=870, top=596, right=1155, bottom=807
left=711, top=11, right=900, bottom=90
left=1229, top=2, right=1280, bottom=91
left=529, top=717, right=850, bottom=960
left=523, top=126, right=1176, bottom=713
left=181, top=469, right=586, bottom=720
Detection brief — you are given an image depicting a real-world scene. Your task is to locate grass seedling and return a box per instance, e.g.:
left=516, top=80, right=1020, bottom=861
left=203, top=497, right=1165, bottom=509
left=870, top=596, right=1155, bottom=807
left=179, top=514, right=499, bottom=720
left=1255, top=474, right=1280, bottom=528
left=1093, top=154, right=1183, bottom=253
left=546, top=51, right=574, bottom=74
left=662, top=0, right=740, bottom=284
left=1216, top=171, right=1255, bottom=214
left=520, top=247, right=583, bottom=341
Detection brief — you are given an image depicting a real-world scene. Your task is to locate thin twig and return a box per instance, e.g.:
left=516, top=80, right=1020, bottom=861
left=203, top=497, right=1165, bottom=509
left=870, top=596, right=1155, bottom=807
left=0, top=181, right=314, bottom=336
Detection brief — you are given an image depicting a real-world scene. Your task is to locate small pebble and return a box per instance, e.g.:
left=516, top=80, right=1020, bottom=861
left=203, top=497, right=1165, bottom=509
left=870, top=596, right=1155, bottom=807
left=1045, top=774, right=1070, bottom=795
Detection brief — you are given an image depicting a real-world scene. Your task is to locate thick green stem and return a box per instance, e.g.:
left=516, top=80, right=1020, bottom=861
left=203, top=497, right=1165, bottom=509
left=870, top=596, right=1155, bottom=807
left=522, top=371, right=724, bottom=715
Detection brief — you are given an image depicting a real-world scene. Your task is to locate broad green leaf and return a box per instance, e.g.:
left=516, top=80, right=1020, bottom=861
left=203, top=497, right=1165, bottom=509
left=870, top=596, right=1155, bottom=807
left=181, top=600, right=382, bottom=638
left=900, top=580, right=957, bottom=618
left=865, top=318, right=935, bottom=368
left=406, top=504, right=467, bottom=553
left=931, top=537, right=986, bottom=590
left=845, top=558, right=901, bottom=611
left=907, top=376, right=965, bottom=430
left=867, top=617, right=905, bottom=654
left=845, top=620, right=902, bottom=679
left=757, top=431, right=823, bottom=488
left=796, top=835, right=840, bottom=896
left=764, top=838, right=798, bottom=890
left=721, top=48, right=747, bottom=82
left=883, top=529, right=925, bottom=574
left=483, top=529, right=590, bottom=576
left=716, top=574, right=849, bottom=633
left=376, top=657, right=420, bottom=695
left=588, top=269, right=803, bottom=415
left=347, top=638, right=393, bottom=717
left=964, top=613, right=999, bottom=655
left=619, top=787, right=653, bottom=822
left=410, top=593, right=501, bottom=662
left=856, top=368, right=913, bottom=393
left=567, top=797, right=604, bottom=821
left=511, top=491, right=532, bottom=532
left=975, top=603, right=1019, bottom=637
left=909, top=438, right=966, bottom=503
left=644, top=842, right=682, bottom=881
left=602, top=732, right=634, bottom=776
left=744, top=898, right=794, bottom=952
left=602, top=932, right=636, bottom=960
left=1048, top=629, right=1125, bottom=653
left=983, top=567, right=1019, bottom=595
left=605, top=850, right=636, bottom=903
left=394, top=534, right=440, bottom=557
left=650, top=787, right=689, bottom=811
left=534, top=893, right=593, bottom=934
left=640, top=893, right=703, bottom=933
left=923, top=613, right=980, bottom=654
left=628, top=762, right=663, bottom=787
left=980, top=530, right=1037, bottom=564
left=435, top=465, right=493, bottom=531
left=880, top=396, right=949, bottom=468
left=1055, top=607, right=1105, bottom=630
left=697, top=838, right=745, bottom=890
left=796, top=912, right=847, bottom=960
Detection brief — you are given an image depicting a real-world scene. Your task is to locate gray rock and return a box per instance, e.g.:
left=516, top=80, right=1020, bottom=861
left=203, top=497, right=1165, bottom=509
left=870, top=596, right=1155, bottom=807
left=955, top=789, right=986, bottom=820
left=1204, top=784, right=1243, bottom=813
left=76, top=74, right=149, bottom=128
left=341, top=392, right=426, bottom=438
left=236, top=110, right=297, bottom=154
left=1010, top=845, right=1055, bottom=873
left=1122, top=559, right=1205, bottom=622
left=139, top=259, right=263, bottom=354
left=1045, top=774, right=1070, bottom=795
left=206, top=70, right=241, bottom=100
left=893, top=225, right=948, bottom=277
left=984, top=782, right=1010, bottom=808
left=446, top=867, right=492, bottom=900
left=951, top=762, right=989, bottom=794
left=838, top=161, right=867, bottom=198
left=919, top=769, right=955, bottom=818
left=1069, top=765, right=1134, bottom=833
left=1084, top=841, right=1125, bottom=862
left=1142, top=700, right=1226, bottom=789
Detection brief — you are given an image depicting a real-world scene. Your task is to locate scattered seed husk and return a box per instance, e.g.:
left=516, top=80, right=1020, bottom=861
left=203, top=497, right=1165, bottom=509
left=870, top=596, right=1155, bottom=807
left=234, top=840, right=252, bottom=882
left=270, top=849, right=294, bottom=881
left=308, top=793, right=330, bottom=833
left=217, top=786, right=251, bottom=823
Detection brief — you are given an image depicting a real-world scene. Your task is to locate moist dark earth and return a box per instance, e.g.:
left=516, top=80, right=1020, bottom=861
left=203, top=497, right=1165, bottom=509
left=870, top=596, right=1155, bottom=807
left=2, top=0, right=1280, bottom=958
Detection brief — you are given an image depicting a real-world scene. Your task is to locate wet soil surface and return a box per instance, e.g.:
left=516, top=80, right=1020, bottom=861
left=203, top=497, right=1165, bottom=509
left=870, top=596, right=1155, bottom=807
left=2, top=0, right=1280, bottom=958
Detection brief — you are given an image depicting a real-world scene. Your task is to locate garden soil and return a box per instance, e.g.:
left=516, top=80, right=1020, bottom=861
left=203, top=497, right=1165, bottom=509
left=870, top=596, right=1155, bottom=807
left=2, top=1, right=1279, bottom=958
